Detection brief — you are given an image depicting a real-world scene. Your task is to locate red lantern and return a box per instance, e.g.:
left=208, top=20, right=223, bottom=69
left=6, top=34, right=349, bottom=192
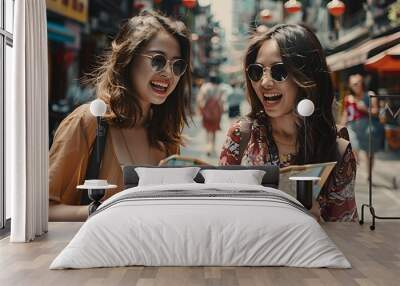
left=327, top=0, right=346, bottom=17
left=260, top=9, right=273, bottom=22
left=182, top=0, right=197, bottom=9
left=154, top=0, right=162, bottom=4
left=133, top=2, right=145, bottom=10
left=284, top=0, right=302, bottom=14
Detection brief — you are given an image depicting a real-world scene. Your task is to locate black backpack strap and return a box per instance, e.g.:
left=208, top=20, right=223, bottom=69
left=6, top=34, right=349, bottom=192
left=81, top=119, right=109, bottom=205
left=239, top=116, right=252, bottom=163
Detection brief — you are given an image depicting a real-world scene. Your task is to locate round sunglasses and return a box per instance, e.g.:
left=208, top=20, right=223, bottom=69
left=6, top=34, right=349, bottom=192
left=138, top=53, right=187, bottom=77
left=246, top=63, right=288, bottom=82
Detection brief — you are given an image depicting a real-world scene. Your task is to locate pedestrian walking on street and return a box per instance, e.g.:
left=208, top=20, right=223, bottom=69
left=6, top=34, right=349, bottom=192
left=197, top=75, right=225, bottom=156
left=219, top=24, right=358, bottom=222
left=227, top=80, right=244, bottom=119
left=49, top=11, right=192, bottom=221
left=340, top=74, right=384, bottom=179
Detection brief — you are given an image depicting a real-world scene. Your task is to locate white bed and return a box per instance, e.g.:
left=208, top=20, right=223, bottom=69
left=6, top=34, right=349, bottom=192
left=50, top=182, right=351, bottom=269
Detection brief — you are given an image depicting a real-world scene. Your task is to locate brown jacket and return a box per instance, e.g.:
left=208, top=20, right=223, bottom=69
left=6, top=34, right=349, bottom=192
left=49, top=104, right=179, bottom=205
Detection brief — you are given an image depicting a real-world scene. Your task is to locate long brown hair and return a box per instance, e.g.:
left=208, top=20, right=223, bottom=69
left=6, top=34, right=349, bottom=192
left=244, top=24, right=337, bottom=164
left=90, top=10, right=192, bottom=153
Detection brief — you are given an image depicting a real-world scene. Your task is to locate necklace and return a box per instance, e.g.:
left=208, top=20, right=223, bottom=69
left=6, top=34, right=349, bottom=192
left=271, top=129, right=297, bottom=146
left=279, top=153, right=296, bottom=164
left=119, top=128, right=151, bottom=163
left=271, top=137, right=297, bottom=165
left=273, top=138, right=297, bottom=147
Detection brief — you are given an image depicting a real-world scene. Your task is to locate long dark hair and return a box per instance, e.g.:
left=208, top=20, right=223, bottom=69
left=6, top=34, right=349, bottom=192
left=244, top=24, right=337, bottom=164
left=90, top=10, right=192, bottom=153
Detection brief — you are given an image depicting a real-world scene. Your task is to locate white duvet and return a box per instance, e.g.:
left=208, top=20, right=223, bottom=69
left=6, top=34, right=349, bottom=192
left=50, top=183, right=351, bottom=269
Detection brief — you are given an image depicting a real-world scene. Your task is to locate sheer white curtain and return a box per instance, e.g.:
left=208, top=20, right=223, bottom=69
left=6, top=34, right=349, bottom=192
left=7, top=0, right=48, bottom=242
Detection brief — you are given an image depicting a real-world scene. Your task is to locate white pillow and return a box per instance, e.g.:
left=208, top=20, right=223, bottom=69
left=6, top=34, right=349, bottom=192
left=135, top=167, right=200, bottom=186
left=200, top=169, right=265, bottom=185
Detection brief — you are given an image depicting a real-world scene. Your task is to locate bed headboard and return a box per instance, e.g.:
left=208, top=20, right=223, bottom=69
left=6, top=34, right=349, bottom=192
left=122, top=165, right=280, bottom=189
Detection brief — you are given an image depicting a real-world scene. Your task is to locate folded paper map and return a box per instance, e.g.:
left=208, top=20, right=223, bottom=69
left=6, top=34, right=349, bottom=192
left=279, top=161, right=337, bottom=199
left=159, top=154, right=211, bottom=166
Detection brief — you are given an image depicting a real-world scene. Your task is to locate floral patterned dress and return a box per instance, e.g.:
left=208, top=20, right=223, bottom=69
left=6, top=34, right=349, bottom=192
left=219, top=115, right=358, bottom=222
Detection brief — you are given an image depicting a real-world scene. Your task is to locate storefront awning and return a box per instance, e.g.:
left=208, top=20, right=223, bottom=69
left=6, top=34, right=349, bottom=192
left=47, top=21, right=75, bottom=44
left=326, top=31, right=400, bottom=72
left=365, top=44, right=400, bottom=74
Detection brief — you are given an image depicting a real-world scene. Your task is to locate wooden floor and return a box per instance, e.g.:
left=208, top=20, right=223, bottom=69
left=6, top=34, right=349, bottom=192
left=1, top=222, right=399, bottom=286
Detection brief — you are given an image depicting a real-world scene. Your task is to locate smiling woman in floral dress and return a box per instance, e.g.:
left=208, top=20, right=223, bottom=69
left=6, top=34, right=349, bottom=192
left=219, top=24, right=358, bottom=222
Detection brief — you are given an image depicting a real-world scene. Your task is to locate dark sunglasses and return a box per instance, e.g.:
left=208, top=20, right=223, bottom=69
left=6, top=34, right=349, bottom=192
left=138, top=53, right=187, bottom=77
left=246, top=63, right=288, bottom=82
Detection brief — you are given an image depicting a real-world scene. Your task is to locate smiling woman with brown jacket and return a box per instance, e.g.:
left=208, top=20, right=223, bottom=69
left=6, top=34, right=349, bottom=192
left=49, top=11, right=192, bottom=221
